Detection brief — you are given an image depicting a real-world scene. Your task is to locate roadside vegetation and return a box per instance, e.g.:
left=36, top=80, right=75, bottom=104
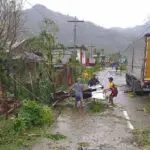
left=0, top=100, right=53, bottom=149
left=144, top=105, right=150, bottom=113
left=133, top=129, right=150, bottom=147
left=89, top=101, right=107, bottom=113
left=78, top=142, right=90, bottom=147
left=128, top=92, right=137, bottom=98
left=118, top=63, right=127, bottom=71
left=85, top=65, right=101, bottom=78
left=45, top=133, right=67, bottom=141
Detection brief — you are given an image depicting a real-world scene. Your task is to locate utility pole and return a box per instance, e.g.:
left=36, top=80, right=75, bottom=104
left=67, top=17, right=84, bottom=56
left=131, top=47, right=134, bottom=71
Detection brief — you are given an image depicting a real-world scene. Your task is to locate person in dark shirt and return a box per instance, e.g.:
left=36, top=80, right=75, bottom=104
left=88, top=73, right=100, bottom=87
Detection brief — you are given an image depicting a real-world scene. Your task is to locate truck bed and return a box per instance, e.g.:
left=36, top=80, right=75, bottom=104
left=126, top=37, right=145, bottom=81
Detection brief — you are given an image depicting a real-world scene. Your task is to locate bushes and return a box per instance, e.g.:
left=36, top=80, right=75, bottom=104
left=38, top=79, right=53, bottom=104
left=0, top=100, right=53, bottom=147
left=13, top=117, right=27, bottom=133
left=19, top=100, right=53, bottom=127
left=90, top=101, right=107, bottom=113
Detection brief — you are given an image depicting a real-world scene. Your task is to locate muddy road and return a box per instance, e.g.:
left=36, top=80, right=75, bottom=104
left=31, top=69, right=150, bottom=150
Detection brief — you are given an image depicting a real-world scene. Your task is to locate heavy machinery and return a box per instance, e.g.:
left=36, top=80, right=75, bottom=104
left=126, top=33, right=150, bottom=93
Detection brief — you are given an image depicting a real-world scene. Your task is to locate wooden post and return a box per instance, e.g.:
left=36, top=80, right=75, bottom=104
left=29, top=72, right=34, bottom=99
left=13, top=74, right=17, bottom=99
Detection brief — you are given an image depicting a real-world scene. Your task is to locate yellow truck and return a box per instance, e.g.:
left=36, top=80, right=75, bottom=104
left=126, top=34, right=150, bottom=93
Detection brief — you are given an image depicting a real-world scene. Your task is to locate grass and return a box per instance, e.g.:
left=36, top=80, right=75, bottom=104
left=89, top=101, right=107, bottom=113
left=144, top=105, right=150, bottom=113
left=0, top=126, right=67, bottom=150
left=0, top=126, right=45, bottom=150
left=133, top=129, right=150, bottom=147
left=78, top=142, right=89, bottom=147
left=44, top=133, right=67, bottom=141
left=128, top=92, right=136, bottom=98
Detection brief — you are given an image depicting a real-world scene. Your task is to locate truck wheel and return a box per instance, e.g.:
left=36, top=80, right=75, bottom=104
left=126, top=75, right=130, bottom=86
left=131, top=79, right=136, bottom=92
left=126, top=78, right=129, bottom=86
left=132, top=79, right=143, bottom=95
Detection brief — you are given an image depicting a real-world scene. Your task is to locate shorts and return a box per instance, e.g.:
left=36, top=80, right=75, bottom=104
left=75, top=96, right=81, bottom=102
left=109, top=93, right=115, bottom=99
left=83, top=78, right=88, bottom=84
left=75, top=93, right=83, bottom=102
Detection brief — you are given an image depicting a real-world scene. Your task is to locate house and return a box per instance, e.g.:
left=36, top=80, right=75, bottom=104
left=9, top=40, right=83, bottom=88
left=76, top=46, right=88, bottom=65
left=76, top=46, right=96, bottom=66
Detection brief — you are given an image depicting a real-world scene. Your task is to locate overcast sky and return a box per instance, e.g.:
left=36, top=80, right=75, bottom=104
left=24, top=0, right=150, bottom=28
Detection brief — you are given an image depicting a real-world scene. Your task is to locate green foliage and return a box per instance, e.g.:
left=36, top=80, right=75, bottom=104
left=90, top=101, right=107, bottom=113
left=0, top=101, right=54, bottom=149
left=19, top=100, right=53, bottom=127
left=119, top=64, right=127, bottom=71
left=45, top=133, right=67, bottom=140
left=0, top=119, right=16, bottom=145
left=26, top=18, right=58, bottom=54
left=38, top=79, right=53, bottom=104
left=78, top=142, right=89, bottom=147
left=42, top=108, right=54, bottom=125
left=70, top=59, right=80, bottom=68
left=42, top=18, right=59, bottom=33
left=13, top=118, right=27, bottom=133
left=133, top=129, right=150, bottom=147
left=85, top=65, right=101, bottom=79
left=18, top=87, right=31, bottom=101
left=128, top=92, right=136, bottom=98
left=144, top=105, right=150, bottom=113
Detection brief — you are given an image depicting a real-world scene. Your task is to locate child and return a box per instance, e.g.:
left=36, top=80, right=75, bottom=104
left=104, top=77, right=118, bottom=106
left=83, top=71, right=88, bottom=84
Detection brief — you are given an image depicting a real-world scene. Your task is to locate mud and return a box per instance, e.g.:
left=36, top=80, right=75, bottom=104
left=31, top=105, right=138, bottom=150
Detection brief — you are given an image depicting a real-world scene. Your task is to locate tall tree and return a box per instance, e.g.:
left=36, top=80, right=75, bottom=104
left=0, top=0, right=23, bottom=52
left=0, top=0, right=23, bottom=97
left=26, top=18, right=59, bottom=93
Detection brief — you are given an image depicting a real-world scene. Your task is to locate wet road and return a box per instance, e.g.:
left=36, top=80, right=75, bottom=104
left=31, top=68, right=150, bottom=150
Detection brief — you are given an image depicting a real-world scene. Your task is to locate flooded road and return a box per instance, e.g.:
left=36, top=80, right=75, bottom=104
left=31, top=68, right=150, bottom=150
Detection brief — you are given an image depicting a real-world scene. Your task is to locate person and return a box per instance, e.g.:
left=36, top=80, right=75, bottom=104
left=88, top=73, right=100, bottom=87
left=83, top=70, right=88, bottom=84
left=104, top=77, right=118, bottom=106
left=115, top=65, right=118, bottom=72
left=120, top=64, right=123, bottom=75
left=73, top=78, right=84, bottom=108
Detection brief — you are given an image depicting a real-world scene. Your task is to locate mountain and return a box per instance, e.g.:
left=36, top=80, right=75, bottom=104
left=22, top=4, right=149, bottom=53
